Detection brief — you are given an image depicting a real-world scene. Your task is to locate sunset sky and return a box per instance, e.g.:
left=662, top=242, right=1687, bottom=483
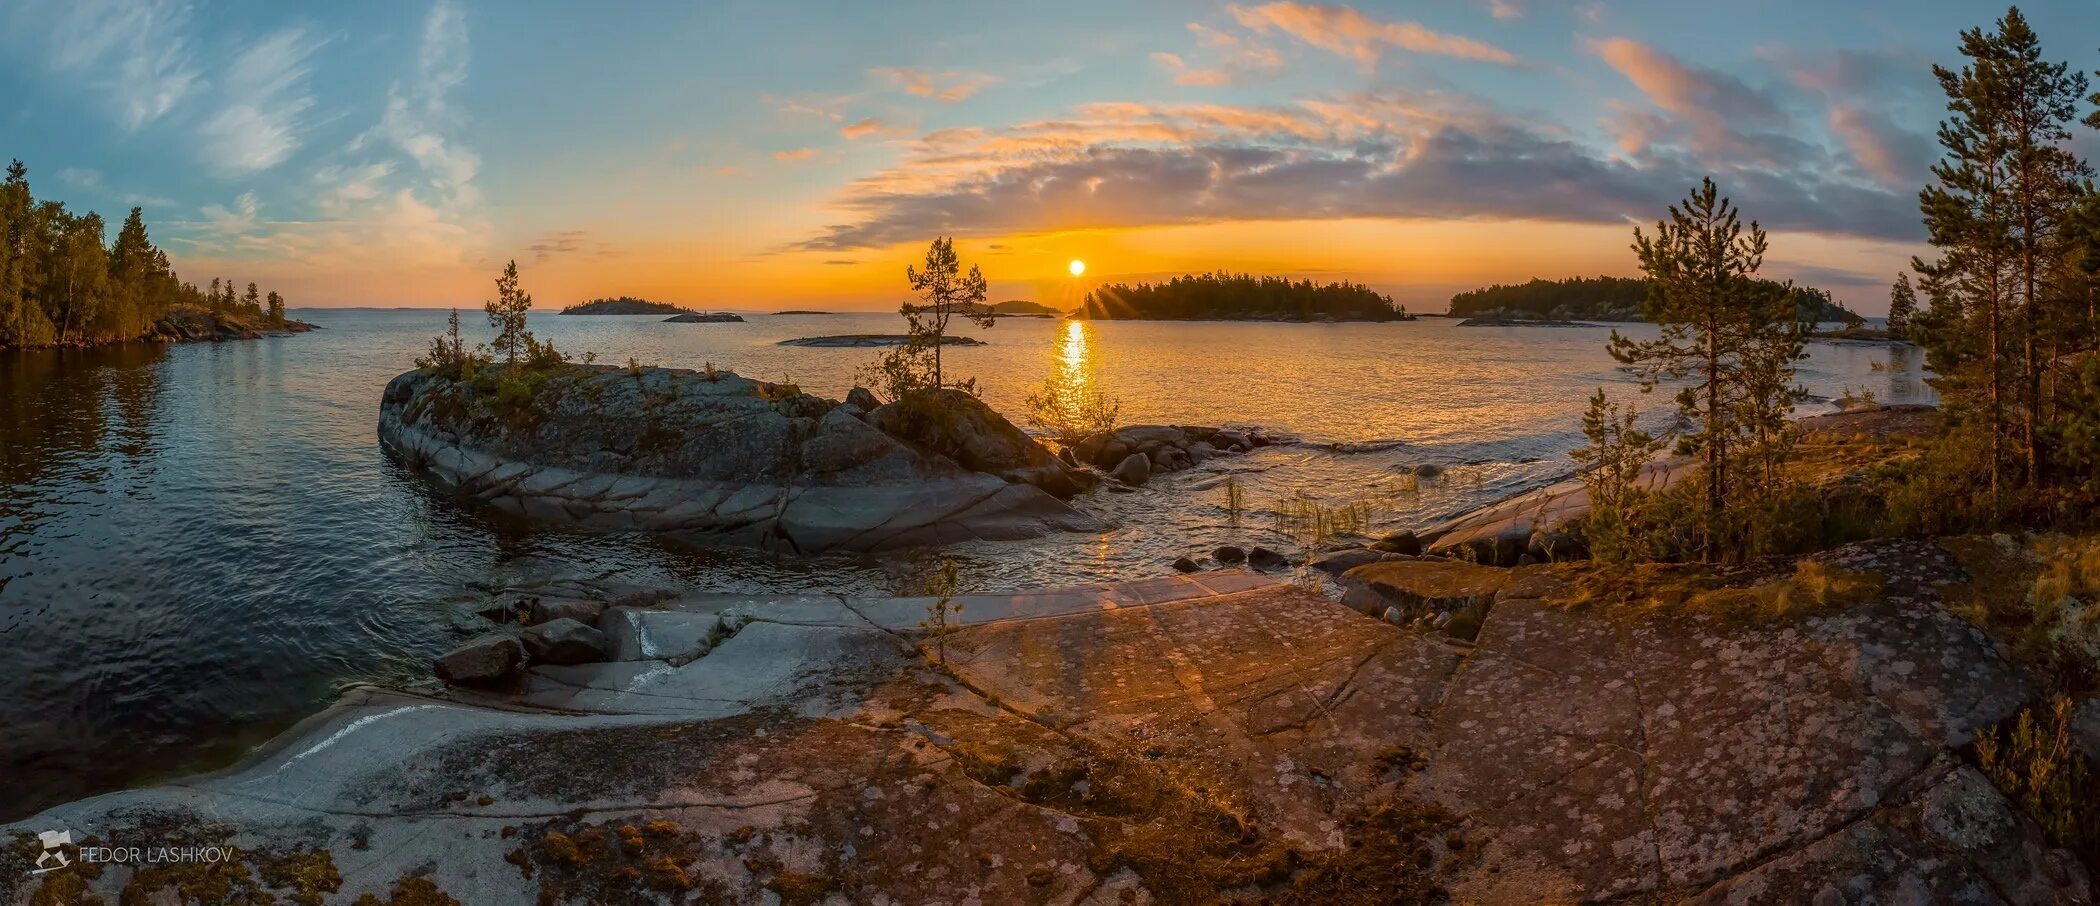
left=5, top=0, right=2098, bottom=314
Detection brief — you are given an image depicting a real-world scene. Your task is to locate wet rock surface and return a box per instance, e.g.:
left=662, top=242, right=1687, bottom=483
left=378, top=365, right=1103, bottom=553
left=8, top=548, right=2090, bottom=904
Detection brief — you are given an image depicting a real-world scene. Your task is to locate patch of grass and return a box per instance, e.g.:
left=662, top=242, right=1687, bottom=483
left=1941, top=534, right=2100, bottom=694
left=1274, top=491, right=1379, bottom=546
left=1974, top=696, right=2097, bottom=868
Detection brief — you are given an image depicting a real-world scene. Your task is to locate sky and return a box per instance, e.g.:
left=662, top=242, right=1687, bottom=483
left=4, top=0, right=2098, bottom=314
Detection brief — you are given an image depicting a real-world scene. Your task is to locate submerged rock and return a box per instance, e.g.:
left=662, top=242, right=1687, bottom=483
left=379, top=364, right=1102, bottom=553
left=1247, top=546, right=1292, bottom=571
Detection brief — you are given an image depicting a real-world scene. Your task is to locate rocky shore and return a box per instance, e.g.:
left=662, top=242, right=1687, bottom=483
left=9, top=553, right=2092, bottom=903
left=378, top=364, right=1100, bottom=552
left=148, top=304, right=315, bottom=343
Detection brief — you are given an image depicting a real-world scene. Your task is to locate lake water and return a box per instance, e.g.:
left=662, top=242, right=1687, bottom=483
left=0, top=308, right=1932, bottom=818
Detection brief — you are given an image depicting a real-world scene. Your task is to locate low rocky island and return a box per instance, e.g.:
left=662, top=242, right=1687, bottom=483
left=771, top=309, right=832, bottom=315
left=560, top=296, right=690, bottom=316
left=777, top=334, right=984, bottom=347
left=662, top=311, right=744, bottom=323
left=1456, top=316, right=1599, bottom=328
left=378, top=363, right=1097, bottom=552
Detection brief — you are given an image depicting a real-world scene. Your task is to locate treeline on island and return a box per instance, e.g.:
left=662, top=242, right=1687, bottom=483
left=0, top=160, right=300, bottom=350
left=558, top=296, right=689, bottom=315
left=1074, top=272, right=1410, bottom=321
left=1448, top=275, right=1859, bottom=324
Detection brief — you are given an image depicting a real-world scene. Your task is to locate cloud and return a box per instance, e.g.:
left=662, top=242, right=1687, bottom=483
left=172, top=1, right=487, bottom=290
left=1226, top=2, right=1516, bottom=70
left=57, top=167, right=103, bottom=190
left=840, top=117, right=905, bottom=140
left=199, top=28, right=322, bottom=174
left=1150, top=23, right=1276, bottom=86
left=1590, top=38, right=1807, bottom=166
left=773, top=148, right=818, bottom=161
left=869, top=67, right=999, bottom=103
left=359, top=1, right=479, bottom=206
left=1826, top=105, right=1932, bottom=189
left=34, top=0, right=202, bottom=129
left=1485, top=0, right=1523, bottom=19
left=791, top=89, right=1921, bottom=252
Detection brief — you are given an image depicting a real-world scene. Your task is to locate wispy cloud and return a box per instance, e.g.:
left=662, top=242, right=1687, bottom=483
left=1226, top=2, right=1516, bottom=70
left=30, top=0, right=203, bottom=129
left=869, top=67, right=999, bottom=103
left=773, top=147, right=818, bottom=161
left=199, top=28, right=322, bottom=174
left=841, top=117, right=906, bottom=140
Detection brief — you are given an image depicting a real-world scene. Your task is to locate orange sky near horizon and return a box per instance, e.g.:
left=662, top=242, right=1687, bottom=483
left=212, top=217, right=1921, bottom=314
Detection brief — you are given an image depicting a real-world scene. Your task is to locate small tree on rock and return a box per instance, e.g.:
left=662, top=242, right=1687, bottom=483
left=485, top=259, right=534, bottom=366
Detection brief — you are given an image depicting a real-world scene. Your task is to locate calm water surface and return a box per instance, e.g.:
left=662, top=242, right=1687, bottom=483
left=0, top=308, right=1932, bottom=817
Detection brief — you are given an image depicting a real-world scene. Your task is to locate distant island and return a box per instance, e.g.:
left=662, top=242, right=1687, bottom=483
left=988, top=300, right=1061, bottom=317
left=773, top=310, right=833, bottom=315
left=664, top=312, right=745, bottom=323
left=1071, top=272, right=1414, bottom=322
left=559, top=296, right=690, bottom=315
left=0, top=159, right=309, bottom=350
left=1447, top=275, right=1859, bottom=324
left=778, top=334, right=986, bottom=347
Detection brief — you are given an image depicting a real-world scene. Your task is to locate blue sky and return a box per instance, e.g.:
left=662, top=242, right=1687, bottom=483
left=3, top=0, right=2098, bottom=311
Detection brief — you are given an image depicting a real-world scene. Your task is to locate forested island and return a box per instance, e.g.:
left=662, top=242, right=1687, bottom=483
left=989, top=300, right=1061, bottom=316
left=0, top=160, right=307, bottom=350
left=1072, top=272, right=1412, bottom=322
left=1447, top=275, right=1858, bottom=324
left=559, top=296, right=690, bottom=315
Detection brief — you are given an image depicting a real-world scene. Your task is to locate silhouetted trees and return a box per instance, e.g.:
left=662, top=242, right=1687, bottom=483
left=1075, top=272, right=1404, bottom=321
left=0, top=159, right=290, bottom=349
left=1449, top=275, right=1857, bottom=323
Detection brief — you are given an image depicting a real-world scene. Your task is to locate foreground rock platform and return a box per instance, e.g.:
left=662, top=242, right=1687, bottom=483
left=6, top=555, right=2088, bottom=904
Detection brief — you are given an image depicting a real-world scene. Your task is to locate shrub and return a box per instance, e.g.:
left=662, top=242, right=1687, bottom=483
left=1022, top=378, right=1121, bottom=446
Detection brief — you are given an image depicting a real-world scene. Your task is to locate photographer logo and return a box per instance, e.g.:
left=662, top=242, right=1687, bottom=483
left=30, top=830, right=70, bottom=875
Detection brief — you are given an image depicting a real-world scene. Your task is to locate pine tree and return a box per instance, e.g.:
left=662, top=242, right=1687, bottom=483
left=243, top=282, right=261, bottom=315
left=1917, top=6, right=2093, bottom=505
left=1608, top=178, right=1803, bottom=560
left=901, top=237, right=992, bottom=390
left=266, top=291, right=285, bottom=327
left=484, top=260, right=534, bottom=366
left=1888, top=273, right=1919, bottom=338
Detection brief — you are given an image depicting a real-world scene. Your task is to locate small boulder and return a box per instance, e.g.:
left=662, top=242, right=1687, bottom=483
left=1149, top=446, right=1190, bottom=472
left=1370, top=531, right=1422, bottom=556
left=1248, top=546, right=1292, bottom=571
left=1171, top=556, right=1200, bottom=573
left=1413, top=463, right=1443, bottom=479
left=1214, top=545, right=1247, bottom=564
left=845, top=386, right=881, bottom=410
left=1112, top=452, right=1152, bottom=486
left=523, top=618, right=610, bottom=665
left=1186, top=440, right=1219, bottom=464
left=436, top=634, right=525, bottom=687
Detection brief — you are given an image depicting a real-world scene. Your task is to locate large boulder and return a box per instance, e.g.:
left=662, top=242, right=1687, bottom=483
left=434, top=634, right=525, bottom=687
left=862, top=389, right=1098, bottom=498
left=379, top=365, right=1103, bottom=553
left=1111, top=452, right=1151, bottom=486
left=522, top=618, right=609, bottom=665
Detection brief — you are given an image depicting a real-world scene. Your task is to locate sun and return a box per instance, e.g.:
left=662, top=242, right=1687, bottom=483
left=1068, top=259, right=1086, bottom=277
